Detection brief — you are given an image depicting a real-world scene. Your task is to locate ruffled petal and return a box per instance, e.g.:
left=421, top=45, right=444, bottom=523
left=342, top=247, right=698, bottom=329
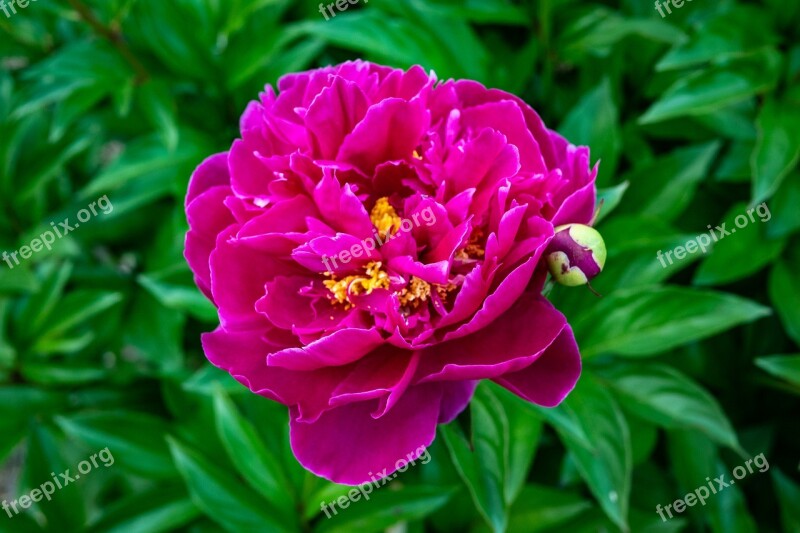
left=289, top=383, right=443, bottom=485
left=493, top=325, right=581, bottom=407
left=418, top=295, right=568, bottom=382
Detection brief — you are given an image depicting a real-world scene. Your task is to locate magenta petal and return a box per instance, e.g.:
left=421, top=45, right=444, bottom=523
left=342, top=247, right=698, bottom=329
left=186, top=152, right=230, bottom=206
left=210, top=228, right=301, bottom=330
left=438, top=380, right=478, bottom=423
left=493, top=325, right=581, bottom=407
left=238, top=195, right=317, bottom=237
left=338, top=97, right=430, bottom=173
left=460, top=100, right=547, bottom=174
left=229, top=137, right=272, bottom=198
left=185, top=186, right=235, bottom=300
left=330, top=348, right=421, bottom=418
left=306, top=76, right=370, bottom=159
left=268, top=327, right=385, bottom=370
left=257, top=276, right=317, bottom=330
left=389, top=256, right=450, bottom=285
left=442, top=255, right=538, bottom=341
left=203, top=328, right=350, bottom=422
left=313, top=171, right=374, bottom=239
left=292, top=233, right=377, bottom=273
left=452, top=80, right=557, bottom=168
left=443, top=128, right=519, bottom=200
left=418, top=295, right=568, bottom=382
left=289, top=383, right=443, bottom=485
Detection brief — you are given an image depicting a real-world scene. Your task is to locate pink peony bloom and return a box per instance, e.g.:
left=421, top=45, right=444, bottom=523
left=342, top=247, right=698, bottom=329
left=185, top=61, right=598, bottom=485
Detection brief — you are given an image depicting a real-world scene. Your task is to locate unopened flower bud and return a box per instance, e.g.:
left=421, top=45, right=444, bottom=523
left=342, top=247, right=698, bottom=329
left=545, top=224, right=606, bottom=286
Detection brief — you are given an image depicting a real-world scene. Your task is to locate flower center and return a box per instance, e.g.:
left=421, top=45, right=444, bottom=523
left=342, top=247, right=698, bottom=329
left=323, top=263, right=458, bottom=311
left=455, top=228, right=486, bottom=260
left=323, top=261, right=390, bottom=309
left=398, top=276, right=431, bottom=307
left=370, top=197, right=402, bottom=240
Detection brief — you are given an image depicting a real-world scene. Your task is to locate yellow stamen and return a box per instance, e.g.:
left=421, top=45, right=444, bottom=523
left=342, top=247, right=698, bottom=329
left=370, top=197, right=402, bottom=240
left=323, top=261, right=390, bottom=308
left=435, top=282, right=458, bottom=301
left=412, top=150, right=423, bottom=160
left=456, top=228, right=486, bottom=260
left=398, top=276, right=431, bottom=307
left=324, top=263, right=459, bottom=312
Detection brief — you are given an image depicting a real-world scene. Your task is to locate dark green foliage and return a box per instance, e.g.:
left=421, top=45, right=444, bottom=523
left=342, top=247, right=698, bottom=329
left=1, top=0, right=798, bottom=531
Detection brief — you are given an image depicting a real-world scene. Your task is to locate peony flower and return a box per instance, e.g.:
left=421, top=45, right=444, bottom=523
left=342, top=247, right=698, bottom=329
left=185, top=60, right=599, bottom=485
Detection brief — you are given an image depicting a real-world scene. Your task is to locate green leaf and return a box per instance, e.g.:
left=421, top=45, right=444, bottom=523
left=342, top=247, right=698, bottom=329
left=716, top=140, right=756, bottom=182
left=212, top=387, right=296, bottom=523
left=755, top=355, right=800, bottom=388
left=21, top=362, right=107, bottom=386
left=765, top=172, right=800, bottom=238
left=594, top=216, right=699, bottom=288
left=618, top=142, right=720, bottom=222
left=656, top=6, right=777, bottom=71
left=768, top=259, right=800, bottom=345
left=292, top=12, right=452, bottom=76
left=78, top=132, right=208, bottom=201
left=138, top=264, right=217, bottom=322
left=138, top=81, right=180, bottom=151
left=595, top=181, right=629, bottom=224
left=35, top=290, right=124, bottom=343
left=560, top=10, right=686, bottom=57
left=442, top=384, right=509, bottom=532
left=182, top=364, right=248, bottom=395
left=167, top=437, right=293, bottom=533
left=55, top=411, right=177, bottom=479
left=87, top=486, right=201, bottom=533
left=23, top=423, right=87, bottom=530
left=558, top=79, right=621, bottom=185
left=751, top=98, right=800, bottom=204
left=314, top=486, right=455, bottom=533
left=15, top=261, right=73, bottom=339
left=49, top=85, right=109, bottom=142
left=128, top=0, right=218, bottom=80
left=772, top=469, right=800, bottom=533
left=693, top=202, right=785, bottom=286
left=547, top=374, right=631, bottom=531
left=0, top=263, right=39, bottom=294
left=0, top=387, right=64, bottom=463
left=574, top=286, right=771, bottom=358
left=123, top=291, right=186, bottom=375
left=18, top=134, right=93, bottom=201
left=490, top=383, right=544, bottom=505
left=401, top=1, right=490, bottom=82
left=640, top=48, right=781, bottom=124
left=504, top=485, right=592, bottom=533
left=604, top=364, right=741, bottom=451
left=666, top=431, right=757, bottom=533
left=11, top=40, right=128, bottom=127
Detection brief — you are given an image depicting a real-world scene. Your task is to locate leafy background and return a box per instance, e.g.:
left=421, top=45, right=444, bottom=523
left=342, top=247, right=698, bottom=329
left=1, top=0, right=799, bottom=531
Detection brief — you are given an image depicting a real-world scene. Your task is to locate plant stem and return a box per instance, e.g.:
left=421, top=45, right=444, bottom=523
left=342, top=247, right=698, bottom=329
left=66, top=0, right=149, bottom=84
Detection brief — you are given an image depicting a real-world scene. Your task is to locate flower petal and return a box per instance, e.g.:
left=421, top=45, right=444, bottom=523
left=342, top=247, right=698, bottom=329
left=493, top=325, right=581, bottom=407
left=418, top=295, right=568, bottom=382
left=289, top=383, right=444, bottom=485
